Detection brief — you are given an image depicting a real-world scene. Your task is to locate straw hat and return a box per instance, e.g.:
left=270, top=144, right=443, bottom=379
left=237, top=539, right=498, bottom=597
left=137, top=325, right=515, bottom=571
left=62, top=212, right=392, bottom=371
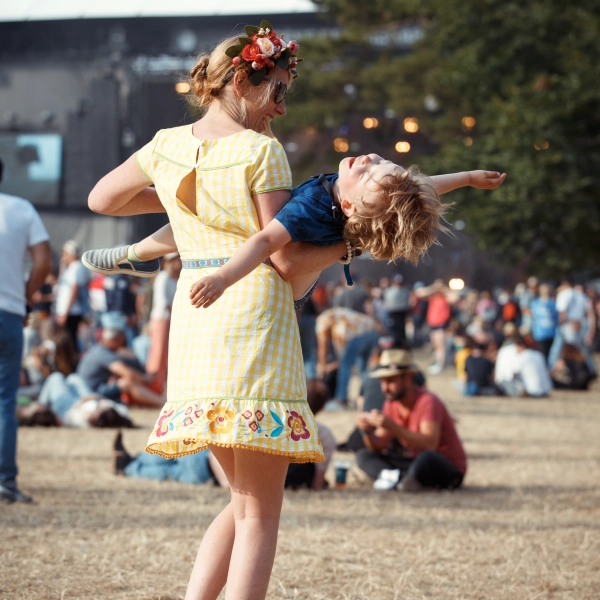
left=369, top=349, right=418, bottom=379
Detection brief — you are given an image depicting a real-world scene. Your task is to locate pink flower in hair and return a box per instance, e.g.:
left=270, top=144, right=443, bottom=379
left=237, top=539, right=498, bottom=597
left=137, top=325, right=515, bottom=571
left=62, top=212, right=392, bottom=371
left=288, top=40, right=299, bottom=55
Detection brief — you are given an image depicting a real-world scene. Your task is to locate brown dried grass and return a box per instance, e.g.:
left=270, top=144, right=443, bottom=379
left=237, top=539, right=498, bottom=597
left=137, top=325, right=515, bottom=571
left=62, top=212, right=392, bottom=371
left=2, top=361, right=600, bottom=599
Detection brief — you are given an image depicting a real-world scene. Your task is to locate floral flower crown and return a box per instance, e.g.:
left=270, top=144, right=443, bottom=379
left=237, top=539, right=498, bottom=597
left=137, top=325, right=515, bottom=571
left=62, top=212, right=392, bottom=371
left=225, top=20, right=301, bottom=86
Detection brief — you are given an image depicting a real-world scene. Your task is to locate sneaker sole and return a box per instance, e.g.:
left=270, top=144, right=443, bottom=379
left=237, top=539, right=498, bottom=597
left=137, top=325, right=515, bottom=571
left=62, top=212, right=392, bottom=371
left=82, top=255, right=158, bottom=278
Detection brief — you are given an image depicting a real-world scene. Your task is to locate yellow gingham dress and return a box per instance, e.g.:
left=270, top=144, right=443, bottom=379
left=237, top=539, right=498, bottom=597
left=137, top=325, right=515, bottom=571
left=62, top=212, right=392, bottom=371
left=138, top=125, right=324, bottom=464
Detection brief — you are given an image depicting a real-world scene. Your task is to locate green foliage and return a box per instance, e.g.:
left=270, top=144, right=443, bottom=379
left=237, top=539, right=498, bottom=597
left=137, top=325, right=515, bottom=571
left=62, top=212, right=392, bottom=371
left=287, top=0, right=600, bottom=276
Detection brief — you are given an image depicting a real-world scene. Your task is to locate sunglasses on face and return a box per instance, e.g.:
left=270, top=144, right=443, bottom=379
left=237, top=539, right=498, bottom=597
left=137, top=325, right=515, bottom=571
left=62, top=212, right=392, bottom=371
left=274, top=82, right=288, bottom=104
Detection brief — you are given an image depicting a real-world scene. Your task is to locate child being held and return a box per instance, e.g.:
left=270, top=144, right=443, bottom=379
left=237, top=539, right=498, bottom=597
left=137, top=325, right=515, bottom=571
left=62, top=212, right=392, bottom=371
left=84, top=153, right=506, bottom=308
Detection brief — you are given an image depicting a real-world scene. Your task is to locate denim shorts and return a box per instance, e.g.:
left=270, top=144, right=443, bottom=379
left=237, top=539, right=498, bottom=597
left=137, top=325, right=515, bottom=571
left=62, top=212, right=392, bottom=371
left=95, top=382, right=122, bottom=401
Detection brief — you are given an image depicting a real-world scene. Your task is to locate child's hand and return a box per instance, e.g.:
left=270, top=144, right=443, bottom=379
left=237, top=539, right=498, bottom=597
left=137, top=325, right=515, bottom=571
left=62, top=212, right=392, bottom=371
left=470, top=170, right=507, bottom=190
left=189, top=274, right=227, bottom=309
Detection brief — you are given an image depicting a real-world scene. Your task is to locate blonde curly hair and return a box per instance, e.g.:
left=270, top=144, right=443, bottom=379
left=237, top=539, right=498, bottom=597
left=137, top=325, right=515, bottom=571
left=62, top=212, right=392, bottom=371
left=343, top=165, right=451, bottom=264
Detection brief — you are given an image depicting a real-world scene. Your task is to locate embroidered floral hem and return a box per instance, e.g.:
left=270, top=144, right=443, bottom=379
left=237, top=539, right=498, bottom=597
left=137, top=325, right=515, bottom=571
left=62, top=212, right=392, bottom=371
left=146, top=398, right=325, bottom=464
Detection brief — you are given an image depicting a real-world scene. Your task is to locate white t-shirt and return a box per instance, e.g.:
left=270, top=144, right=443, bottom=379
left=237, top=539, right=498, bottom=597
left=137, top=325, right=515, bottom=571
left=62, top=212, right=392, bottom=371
left=55, top=260, right=90, bottom=317
left=494, top=342, right=519, bottom=384
left=150, top=271, right=177, bottom=320
left=515, top=349, right=552, bottom=396
left=0, top=192, right=49, bottom=316
left=555, top=288, right=588, bottom=323
left=63, top=398, right=131, bottom=428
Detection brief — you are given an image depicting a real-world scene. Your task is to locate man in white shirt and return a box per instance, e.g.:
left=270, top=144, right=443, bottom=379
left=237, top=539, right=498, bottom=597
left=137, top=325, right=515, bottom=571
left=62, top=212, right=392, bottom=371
left=549, top=278, right=597, bottom=376
left=55, top=240, right=90, bottom=351
left=498, top=336, right=552, bottom=397
left=0, top=158, right=52, bottom=503
left=494, top=323, right=519, bottom=386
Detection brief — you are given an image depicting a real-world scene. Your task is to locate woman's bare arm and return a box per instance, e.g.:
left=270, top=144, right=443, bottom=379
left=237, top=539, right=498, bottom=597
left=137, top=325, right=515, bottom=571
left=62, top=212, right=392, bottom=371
left=252, top=189, right=347, bottom=281
left=88, top=154, right=165, bottom=215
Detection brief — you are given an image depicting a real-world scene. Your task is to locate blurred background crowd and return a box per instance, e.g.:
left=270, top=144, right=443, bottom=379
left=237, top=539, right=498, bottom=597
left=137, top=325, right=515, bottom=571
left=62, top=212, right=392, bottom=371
left=2, top=1, right=600, bottom=500
left=13, top=237, right=599, bottom=493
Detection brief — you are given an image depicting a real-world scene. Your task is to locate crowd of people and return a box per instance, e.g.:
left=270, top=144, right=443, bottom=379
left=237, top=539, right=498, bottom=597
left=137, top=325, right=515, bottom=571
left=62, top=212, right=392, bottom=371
left=301, top=273, right=599, bottom=403
left=17, top=241, right=183, bottom=431
left=2, top=204, right=598, bottom=501
left=11, top=243, right=599, bottom=498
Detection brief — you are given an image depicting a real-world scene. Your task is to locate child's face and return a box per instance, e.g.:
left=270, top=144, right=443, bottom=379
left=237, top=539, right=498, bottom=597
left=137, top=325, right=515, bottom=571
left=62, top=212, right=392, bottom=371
left=337, top=154, right=403, bottom=216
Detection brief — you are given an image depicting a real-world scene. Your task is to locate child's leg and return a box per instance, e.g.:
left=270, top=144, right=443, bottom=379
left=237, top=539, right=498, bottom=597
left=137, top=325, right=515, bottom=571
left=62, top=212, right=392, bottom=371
left=82, top=224, right=177, bottom=277
left=131, top=223, right=177, bottom=261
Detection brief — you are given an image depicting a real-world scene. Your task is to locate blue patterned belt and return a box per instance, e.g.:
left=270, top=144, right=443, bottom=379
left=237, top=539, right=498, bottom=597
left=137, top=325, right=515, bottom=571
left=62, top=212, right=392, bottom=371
left=182, top=257, right=272, bottom=269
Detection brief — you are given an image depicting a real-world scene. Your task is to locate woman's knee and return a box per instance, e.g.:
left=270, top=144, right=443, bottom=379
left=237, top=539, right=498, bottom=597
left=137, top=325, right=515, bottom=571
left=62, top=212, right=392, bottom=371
left=229, top=449, right=289, bottom=514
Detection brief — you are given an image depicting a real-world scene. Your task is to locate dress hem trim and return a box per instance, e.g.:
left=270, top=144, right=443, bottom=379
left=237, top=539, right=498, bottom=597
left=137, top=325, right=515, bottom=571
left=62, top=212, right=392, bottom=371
left=146, top=439, right=324, bottom=464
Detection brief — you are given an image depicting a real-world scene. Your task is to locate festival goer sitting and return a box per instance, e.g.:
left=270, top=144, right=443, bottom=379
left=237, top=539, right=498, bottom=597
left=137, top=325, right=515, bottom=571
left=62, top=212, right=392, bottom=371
left=338, top=340, right=426, bottom=452
left=17, top=371, right=133, bottom=428
left=355, top=349, right=467, bottom=492
left=23, top=324, right=78, bottom=386
left=114, top=433, right=221, bottom=485
left=551, top=343, right=595, bottom=391
left=453, top=331, right=471, bottom=394
left=464, top=342, right=498, bottom=396
left=496, top=335, right=552, bottom=398
left=76, top=312, right=165, bottom=408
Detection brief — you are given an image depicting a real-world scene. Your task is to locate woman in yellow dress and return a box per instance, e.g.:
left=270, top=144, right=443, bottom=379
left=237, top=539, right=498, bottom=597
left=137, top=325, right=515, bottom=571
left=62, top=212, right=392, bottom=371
left=88, top=22, right=346, bottom=600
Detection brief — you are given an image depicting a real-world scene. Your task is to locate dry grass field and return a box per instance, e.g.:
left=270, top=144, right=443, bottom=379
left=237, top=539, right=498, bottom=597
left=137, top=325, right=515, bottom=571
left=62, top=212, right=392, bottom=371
left=2, top=364, right=600, bottom=599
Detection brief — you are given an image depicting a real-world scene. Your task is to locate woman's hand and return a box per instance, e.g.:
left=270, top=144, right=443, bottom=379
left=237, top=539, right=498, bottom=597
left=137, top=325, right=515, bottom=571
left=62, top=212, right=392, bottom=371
left=469, top=170, right=507, bottom=190
left=189, top=274, right=227, bottom=309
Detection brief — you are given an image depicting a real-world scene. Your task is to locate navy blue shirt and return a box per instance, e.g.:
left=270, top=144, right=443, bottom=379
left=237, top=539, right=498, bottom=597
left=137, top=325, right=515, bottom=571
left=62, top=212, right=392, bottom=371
left=274, top=174, right=344, bottom=246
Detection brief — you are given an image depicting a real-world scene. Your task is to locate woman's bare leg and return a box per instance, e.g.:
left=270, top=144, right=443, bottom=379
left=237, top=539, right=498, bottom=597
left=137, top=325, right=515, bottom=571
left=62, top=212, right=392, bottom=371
left=184, top=447, right=236, bottom=600
left=224, top=449, right=289, bottom=600
left=133, top=223, right=177, bottom=261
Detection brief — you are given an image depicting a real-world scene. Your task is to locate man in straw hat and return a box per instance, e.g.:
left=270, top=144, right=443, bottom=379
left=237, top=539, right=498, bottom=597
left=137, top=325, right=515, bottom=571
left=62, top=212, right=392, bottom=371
left=355, top=349, right=467, bottom=491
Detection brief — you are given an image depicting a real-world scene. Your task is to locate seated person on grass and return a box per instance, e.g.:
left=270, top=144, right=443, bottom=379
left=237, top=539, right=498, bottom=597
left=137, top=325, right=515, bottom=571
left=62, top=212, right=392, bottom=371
left=496, top=335, right=552, bottom=398
left=17, top=371, right=133, bottom=429
left=551, top=343, right=596, bottom=391
left=76, top=312, right=165, bottom=408
left=464, top=341, right=498, bottom=396
left=338, top=340, right=426, bottom=453
left=355, top=349, right=467, bottom=492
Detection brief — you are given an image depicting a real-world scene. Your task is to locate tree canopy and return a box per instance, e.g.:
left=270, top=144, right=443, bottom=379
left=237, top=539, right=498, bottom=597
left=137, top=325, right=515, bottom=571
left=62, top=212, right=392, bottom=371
left=281, top=0, right=600, bottom=277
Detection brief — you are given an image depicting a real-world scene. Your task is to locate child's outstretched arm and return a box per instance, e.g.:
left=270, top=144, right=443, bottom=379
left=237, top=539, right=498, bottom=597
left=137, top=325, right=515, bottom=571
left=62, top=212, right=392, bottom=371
left=189, top=220, right=292, bottom=308
left=430, top=170, right=506, bottom=194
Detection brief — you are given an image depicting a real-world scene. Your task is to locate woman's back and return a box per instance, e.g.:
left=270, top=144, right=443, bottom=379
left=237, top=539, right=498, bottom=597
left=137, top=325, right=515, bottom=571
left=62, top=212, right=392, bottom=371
left=136, top=125, right=290, bottom=260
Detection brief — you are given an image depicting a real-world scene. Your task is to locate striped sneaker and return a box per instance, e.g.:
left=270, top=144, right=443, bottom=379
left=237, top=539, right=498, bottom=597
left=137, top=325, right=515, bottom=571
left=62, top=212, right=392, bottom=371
left=82, top=245, right=160, bottom=278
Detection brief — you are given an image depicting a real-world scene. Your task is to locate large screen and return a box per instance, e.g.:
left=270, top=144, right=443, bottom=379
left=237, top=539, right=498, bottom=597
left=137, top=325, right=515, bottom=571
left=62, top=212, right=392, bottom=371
left=0, top=133, right=62, bottom=207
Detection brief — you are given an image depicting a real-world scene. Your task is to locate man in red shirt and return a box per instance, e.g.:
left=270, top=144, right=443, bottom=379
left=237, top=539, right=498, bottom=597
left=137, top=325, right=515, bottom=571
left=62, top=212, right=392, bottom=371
left=356, top=349, right=467, bottom=492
